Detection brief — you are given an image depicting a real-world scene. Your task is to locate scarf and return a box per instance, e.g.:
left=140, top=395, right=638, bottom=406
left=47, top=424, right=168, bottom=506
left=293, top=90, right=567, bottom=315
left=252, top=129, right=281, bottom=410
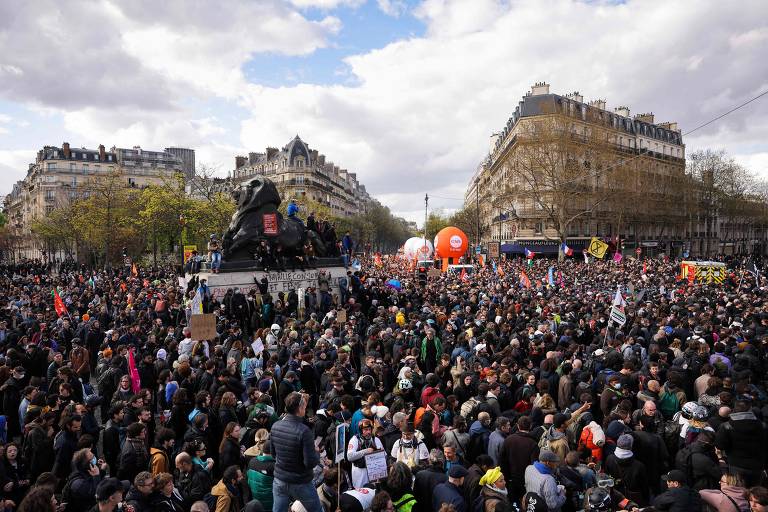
left=533, top=461, right=552, bottom=475
left=614, top=447, right=633, bottom=459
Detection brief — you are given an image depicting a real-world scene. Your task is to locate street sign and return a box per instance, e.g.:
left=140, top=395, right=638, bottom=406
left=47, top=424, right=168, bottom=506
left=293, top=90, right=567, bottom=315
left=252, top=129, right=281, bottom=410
left=609, top=306, right=626, bottom=327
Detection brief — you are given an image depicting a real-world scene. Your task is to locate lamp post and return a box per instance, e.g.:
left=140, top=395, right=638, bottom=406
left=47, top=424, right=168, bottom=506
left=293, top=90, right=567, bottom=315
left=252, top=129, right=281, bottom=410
left=179, top=213, right=186, bottom=272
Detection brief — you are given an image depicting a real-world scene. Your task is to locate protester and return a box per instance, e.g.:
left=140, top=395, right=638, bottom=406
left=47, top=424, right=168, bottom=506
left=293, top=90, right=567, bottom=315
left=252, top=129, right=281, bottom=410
left=0, top=251, right=766, bottom=512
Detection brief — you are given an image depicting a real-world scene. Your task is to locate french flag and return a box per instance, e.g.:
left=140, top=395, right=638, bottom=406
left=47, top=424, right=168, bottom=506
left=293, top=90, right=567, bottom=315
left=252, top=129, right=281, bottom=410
left=524, top=248, right=535, bottom=259
left=561, top=243, right=574, bottom=257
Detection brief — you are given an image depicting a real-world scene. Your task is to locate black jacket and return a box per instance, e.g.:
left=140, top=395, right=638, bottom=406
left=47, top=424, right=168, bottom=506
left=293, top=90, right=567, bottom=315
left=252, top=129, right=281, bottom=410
left=125, top=486, right=154, bottom=512
left=652, top=486, right=703, bottom=512
left=271, top=414, right=320, bottom=484
left=178, top=464, right=212, bottom=509
left=63, top=470, right=101, bottom=512
left=675, top=441, right=721, bottom=491
left=219, top=437, right=242, bottom=475
left=604, top=454, right=649, bottom=506
left=118, top=437, right=149, bottom=482
left=715, top=411, right=767, bottom=471
left=413, top=466, right=447, bottom=512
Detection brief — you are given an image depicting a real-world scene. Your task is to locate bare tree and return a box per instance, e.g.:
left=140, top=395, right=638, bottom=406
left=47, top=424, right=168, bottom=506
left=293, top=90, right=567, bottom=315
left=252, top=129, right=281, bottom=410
left=498, top=112, right=617, bottom=259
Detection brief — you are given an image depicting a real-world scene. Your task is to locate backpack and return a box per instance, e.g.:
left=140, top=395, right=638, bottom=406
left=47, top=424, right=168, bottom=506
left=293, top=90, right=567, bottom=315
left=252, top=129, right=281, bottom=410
left=202, top=492, right=219, bottom=511
left=658, top=387, right=680, bottom=419
left=538, top=428, right=551, bottom=451
left=460, top=397, right=480, bottom=422
left=62, top=472, right=85, bottom=508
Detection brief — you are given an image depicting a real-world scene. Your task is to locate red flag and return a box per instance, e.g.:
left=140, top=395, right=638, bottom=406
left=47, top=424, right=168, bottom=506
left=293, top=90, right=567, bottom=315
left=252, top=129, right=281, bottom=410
left=128, top=349, right=141, bottom=394
left=642, top=261, right=647, bottom=274
left=52, top=289, right=68, bottom=318
left=520, top=271, right=532, bottom=289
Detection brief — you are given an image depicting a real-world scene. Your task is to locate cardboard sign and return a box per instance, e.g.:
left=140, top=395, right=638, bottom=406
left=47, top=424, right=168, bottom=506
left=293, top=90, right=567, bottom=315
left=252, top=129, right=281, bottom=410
left=263, top=213, right=278, bottom=235
left=190, top=314, right=217, bottom=340
left=336, top=309, right=347, bottom=323
left=364, top=450, right=388, bottom=481
left=428, top=268, right=441, bottom=278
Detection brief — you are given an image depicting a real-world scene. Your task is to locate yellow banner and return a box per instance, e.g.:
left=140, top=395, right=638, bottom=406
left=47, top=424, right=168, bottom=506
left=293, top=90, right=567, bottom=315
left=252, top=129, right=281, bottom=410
left=587, top=237, right=609, bottom=259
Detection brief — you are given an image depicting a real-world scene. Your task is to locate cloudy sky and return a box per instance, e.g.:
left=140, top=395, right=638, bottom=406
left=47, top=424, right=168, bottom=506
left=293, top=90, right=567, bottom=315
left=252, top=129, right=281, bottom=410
left=1, top=0, right=767, bottom=223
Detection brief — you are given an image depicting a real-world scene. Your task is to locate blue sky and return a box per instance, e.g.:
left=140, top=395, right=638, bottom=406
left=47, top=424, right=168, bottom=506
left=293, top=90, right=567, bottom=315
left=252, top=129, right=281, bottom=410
left=1, top=0, right=767, bottom=223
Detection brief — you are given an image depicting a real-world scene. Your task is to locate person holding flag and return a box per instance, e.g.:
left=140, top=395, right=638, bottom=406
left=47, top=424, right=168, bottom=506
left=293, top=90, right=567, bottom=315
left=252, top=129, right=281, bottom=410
left=52, top=288, right=68, bottom=318
left=520, top=270, right=532, bottom=289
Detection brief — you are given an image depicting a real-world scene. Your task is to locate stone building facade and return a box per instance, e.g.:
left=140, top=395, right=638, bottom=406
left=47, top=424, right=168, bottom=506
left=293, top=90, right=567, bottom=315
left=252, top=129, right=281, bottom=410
left=3, top=142, right=186, bottom=261
left=233, top=135, right=372, bottom=217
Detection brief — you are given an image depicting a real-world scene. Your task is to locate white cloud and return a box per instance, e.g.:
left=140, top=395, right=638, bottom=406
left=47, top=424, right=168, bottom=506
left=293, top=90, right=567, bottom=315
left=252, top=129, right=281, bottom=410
left=0, top=149, right=35, bottom=190
left=0, top=114, right=12, bottom=124
left=237, top=0, right=768, bottom=219
left=377, top=0, right=408, bottom=17
left=289, top=0, right=364, bottom=8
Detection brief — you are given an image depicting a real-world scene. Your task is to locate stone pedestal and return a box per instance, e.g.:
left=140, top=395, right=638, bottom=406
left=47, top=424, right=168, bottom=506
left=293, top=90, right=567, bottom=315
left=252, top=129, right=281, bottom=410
left=197, top=266, right=348, bottom=301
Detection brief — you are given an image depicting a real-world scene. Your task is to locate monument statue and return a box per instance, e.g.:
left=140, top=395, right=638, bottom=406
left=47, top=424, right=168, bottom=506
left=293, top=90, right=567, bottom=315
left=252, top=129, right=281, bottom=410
left=222, top=177, right=326, bottom=262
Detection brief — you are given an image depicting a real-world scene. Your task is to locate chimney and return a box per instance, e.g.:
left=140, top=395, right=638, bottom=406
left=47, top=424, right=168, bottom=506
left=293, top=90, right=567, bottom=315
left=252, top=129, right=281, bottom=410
left=489, top=132, right=501, bottom=153
left=635, top=112, right=654, bottom=124
left=98, top=144, right=106, bottom=161
left=235, top=156, right=247, bottom=169
left=565, top=91, right=583, bottom=103
left=266, top=147, right=278, bottom=160
left=530, top=82, right=550, bottom=96
left=310, top=149, right=318, bottom=163
left=614, top=106, right=630, bottom=118
left=658, top=121, right=680, bottom=132
left=588, top=99, right=606, bottom=111
left=248, top=152, right=258, bottom=165
left=318, top=154, right=325, bottom=165
left=62, top=142, right=71, bottom=159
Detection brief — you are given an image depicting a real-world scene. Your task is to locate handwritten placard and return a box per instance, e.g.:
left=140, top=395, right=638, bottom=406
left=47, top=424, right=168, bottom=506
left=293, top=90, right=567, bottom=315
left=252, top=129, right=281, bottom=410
left=364, top=450, right=388, bottom=481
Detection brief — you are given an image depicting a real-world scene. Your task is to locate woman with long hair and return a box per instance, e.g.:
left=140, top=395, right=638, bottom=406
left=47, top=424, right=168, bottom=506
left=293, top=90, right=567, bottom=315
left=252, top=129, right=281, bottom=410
left=17, top=486, right=56, bottom=512
left=2, top=442, right=30, bottom=506
left=699, top=473, right=749, bottom=511
left=218, top=421, right=243, bottom=477
left=218, top=392, right=239, bottom=427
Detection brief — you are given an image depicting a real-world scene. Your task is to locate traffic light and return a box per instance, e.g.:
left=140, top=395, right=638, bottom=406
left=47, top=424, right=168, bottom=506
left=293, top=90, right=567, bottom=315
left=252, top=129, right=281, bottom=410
left=417, top=266, right=428, bottom=285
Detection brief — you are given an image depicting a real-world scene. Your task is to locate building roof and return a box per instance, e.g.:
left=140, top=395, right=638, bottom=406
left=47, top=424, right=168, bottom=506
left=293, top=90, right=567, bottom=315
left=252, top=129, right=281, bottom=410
left=284, top=135, right=311, bottom=166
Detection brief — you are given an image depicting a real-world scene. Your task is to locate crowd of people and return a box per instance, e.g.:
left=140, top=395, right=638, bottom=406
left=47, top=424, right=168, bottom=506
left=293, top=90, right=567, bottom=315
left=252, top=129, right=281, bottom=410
left=0, top=251, right=766, bottom=512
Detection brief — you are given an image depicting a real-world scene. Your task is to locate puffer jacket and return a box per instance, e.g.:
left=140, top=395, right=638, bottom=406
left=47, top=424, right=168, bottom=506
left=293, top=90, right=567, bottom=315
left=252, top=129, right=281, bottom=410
left=578, top=421, right=606, bottom=461
left=247, top=454, right=275, bottom=511
left=271, top=414, right=320, bottom=484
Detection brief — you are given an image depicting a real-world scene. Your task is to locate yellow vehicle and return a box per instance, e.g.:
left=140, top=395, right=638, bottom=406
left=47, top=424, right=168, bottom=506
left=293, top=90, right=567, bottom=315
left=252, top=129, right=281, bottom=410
left=679, top=261, right=727, bottom=284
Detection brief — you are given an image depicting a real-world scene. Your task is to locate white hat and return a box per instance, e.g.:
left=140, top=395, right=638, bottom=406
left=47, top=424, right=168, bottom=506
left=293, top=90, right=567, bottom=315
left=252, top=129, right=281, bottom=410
left=593, top=348, right=605, bottom=357
left=371, top=405, right=389, bottom=418
left=475, top=343, right=487, bottom=352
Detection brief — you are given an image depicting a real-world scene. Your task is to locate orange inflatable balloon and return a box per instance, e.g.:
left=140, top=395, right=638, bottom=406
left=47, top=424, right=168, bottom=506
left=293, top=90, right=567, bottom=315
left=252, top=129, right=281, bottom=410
left=434, top=227, right=468, bottom=258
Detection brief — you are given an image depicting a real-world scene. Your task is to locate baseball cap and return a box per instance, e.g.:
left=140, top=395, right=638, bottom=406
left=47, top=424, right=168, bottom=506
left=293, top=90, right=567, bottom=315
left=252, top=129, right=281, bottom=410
left=662, top=470, right=687, bottom=484
left=95, top=477, right=129, bottom=501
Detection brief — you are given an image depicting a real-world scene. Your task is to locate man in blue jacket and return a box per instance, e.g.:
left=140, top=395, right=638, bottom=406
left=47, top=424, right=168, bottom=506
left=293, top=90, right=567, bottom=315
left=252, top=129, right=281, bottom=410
left=271, top=392, right=322, bottom=512
left=433, top=465, right=468, bottom=512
